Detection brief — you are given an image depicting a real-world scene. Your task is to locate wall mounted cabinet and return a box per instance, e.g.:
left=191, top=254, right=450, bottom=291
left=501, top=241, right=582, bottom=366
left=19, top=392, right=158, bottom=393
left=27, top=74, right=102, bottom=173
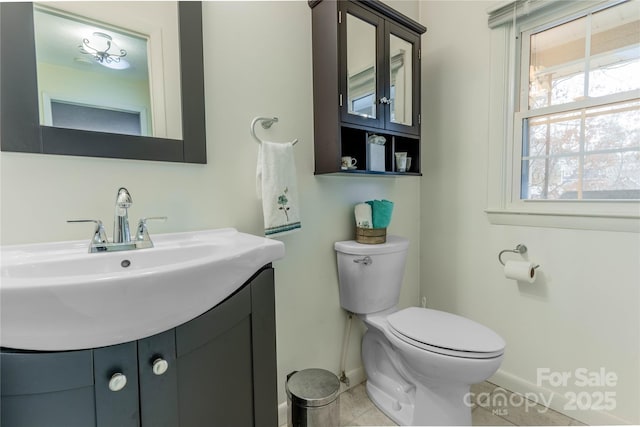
left=0, top=267, right=277, bottom=427
left=310, top=0, right=426, bottom=175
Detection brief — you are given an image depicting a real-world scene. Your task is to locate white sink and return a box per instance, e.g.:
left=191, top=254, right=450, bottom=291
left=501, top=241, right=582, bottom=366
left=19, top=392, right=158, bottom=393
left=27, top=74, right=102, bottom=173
left=0, top=228, right=285, bottom=351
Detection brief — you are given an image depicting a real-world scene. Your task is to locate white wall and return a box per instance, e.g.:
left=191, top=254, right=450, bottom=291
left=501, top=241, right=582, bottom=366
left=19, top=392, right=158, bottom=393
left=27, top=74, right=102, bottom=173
left=419, top=1, right=640, bottom=424
left=0, top=0, right=421, bottom=412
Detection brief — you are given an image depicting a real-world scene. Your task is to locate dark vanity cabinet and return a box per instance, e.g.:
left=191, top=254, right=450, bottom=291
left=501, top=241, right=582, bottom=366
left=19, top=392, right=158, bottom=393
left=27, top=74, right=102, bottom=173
left=310, top=0, right=426, bottom=175
left=0, top=266, right=277, bottom=427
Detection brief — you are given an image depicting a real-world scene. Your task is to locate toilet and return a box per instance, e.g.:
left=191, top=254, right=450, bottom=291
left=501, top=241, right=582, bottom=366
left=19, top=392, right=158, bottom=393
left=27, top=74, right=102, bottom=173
left=335, top=236, right=505, bottom=426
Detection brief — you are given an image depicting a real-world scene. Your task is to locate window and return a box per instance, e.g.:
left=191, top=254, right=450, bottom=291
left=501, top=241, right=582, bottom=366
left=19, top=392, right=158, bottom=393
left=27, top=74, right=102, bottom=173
left=352, top=92, right=376, bottom=117
left=517, top=1, right=640, bottom=201
left=486, top=0, right=640, bottom=230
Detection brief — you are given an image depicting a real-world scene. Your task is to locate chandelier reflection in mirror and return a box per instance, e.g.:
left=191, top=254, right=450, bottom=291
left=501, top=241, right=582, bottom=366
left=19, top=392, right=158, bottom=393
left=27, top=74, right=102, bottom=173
left=79, top=31, right=129, bottom=70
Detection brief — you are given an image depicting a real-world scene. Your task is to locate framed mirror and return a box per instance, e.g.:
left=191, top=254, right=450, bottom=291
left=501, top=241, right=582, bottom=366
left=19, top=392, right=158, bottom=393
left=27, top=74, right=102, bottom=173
left=0, top=2, right=206, bottom=163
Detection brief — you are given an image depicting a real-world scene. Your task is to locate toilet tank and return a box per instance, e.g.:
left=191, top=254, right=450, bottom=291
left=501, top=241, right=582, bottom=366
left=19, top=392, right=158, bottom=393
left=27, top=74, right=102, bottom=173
left=334, top=236, right=409, bottom=314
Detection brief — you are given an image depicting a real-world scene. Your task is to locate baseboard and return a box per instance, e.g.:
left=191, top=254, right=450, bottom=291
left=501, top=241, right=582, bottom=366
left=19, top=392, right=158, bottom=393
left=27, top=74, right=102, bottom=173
left=277, top=366, right=366, bottom=427
left=490, top=369, right=632, bottom=425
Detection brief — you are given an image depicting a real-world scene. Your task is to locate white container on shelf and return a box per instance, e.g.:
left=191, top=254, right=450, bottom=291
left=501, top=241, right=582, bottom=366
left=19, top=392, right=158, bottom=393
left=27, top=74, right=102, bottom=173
left=367, top=142, right=385, bottom=172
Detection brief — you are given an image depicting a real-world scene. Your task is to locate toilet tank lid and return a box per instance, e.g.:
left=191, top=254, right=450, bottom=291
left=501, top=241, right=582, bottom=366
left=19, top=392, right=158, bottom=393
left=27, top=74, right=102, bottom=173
left=335, top=235, right=409, bottom=255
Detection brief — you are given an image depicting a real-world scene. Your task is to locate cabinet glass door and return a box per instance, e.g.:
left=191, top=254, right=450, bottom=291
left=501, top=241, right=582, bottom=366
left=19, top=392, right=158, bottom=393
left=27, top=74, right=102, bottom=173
left=385, top=23, right=420, bottom=135
left=341, top=4, right=383, bottom=128
left=347, top=14, right=376, bottom=119
left=389, top=34, right=412, bottom=126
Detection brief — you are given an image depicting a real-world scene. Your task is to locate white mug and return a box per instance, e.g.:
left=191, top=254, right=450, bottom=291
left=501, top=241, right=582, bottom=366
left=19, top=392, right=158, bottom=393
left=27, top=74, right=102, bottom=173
left=341, top=156, right=357, bottom=169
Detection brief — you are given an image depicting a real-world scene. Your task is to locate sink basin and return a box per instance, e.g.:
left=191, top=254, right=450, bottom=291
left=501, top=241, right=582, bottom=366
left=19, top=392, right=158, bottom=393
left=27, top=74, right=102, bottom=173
left=1, top=228, right=285, bottom=351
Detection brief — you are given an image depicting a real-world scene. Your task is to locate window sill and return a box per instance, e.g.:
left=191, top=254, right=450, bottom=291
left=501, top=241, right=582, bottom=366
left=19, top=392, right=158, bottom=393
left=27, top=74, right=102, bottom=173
left=485, top=208, right=640, bottom=233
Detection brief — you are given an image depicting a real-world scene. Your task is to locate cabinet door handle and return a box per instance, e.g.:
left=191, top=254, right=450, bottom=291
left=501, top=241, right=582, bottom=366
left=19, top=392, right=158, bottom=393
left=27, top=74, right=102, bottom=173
left=152, top=358, right=169, bottom=376
left=108, top=372, right=127, bottom=392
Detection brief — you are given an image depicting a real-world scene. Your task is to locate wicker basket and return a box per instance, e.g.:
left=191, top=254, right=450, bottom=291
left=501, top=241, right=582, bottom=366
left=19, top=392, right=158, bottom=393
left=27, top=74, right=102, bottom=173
left=355, top=227, right=387, bottom=244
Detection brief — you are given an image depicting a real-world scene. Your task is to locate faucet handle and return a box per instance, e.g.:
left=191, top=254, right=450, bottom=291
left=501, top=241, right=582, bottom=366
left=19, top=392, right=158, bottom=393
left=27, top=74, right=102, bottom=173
left=67, top=219, right=108, bottom=246
left=135, top=217, right=167, bottom=248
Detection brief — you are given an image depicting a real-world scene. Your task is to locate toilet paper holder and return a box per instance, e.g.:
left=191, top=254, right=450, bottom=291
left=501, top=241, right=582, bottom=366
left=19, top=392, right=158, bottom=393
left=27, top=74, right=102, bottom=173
left=498, top=244, right=540, bottom=268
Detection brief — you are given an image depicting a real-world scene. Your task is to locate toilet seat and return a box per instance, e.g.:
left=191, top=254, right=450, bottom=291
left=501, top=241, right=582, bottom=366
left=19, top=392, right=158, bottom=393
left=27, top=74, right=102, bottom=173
left=387, top=307, right=505, bottom=359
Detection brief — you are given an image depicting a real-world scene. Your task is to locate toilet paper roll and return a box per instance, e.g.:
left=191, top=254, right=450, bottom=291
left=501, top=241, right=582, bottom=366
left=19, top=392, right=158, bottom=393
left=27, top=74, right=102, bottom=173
left=504, top=260, right=537, bottom=283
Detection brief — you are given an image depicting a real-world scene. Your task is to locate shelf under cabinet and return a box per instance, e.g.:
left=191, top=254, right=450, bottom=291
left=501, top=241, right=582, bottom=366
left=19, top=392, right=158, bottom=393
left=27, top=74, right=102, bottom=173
left=339, top=126, right=420, bottom=175
left=332, top=170, right=422, bottom=177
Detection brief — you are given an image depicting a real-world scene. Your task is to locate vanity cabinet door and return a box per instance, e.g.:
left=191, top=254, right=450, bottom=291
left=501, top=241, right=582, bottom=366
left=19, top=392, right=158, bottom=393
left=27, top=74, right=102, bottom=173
left=175, top=266, right=277, bottom=427
left=250, top=268, right=278, bottom=427
left=94, top=341, right=140, bottom=427
left=0, top=349, right=96, bottom=427
left=176, top=284, right=254, bottom=427
left=138, top=329, right=178, bottom=427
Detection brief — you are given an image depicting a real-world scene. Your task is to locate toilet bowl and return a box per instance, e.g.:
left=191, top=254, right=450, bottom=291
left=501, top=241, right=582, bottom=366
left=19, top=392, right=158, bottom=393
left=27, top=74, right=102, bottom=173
left=335, top=236, right=505, bottom=426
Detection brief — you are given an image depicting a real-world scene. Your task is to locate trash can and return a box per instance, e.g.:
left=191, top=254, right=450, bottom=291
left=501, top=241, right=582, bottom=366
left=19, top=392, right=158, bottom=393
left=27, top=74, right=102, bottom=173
left=286, top=368, right=340, bottom=427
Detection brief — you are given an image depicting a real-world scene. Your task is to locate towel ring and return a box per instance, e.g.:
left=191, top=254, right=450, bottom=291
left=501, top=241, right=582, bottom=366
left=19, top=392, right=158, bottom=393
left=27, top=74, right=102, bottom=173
left=251, top=116, right=298, bottom=145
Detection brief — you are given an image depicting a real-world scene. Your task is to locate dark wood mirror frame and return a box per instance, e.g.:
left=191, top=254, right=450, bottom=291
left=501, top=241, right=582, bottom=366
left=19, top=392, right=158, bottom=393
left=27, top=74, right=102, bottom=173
left=0, top=2, right=206, bottom=164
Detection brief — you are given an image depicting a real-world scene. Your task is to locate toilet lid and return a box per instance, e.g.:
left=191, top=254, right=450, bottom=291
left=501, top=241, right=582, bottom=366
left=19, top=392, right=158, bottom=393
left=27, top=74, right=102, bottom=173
left=387, top=307, right=505, bottom=358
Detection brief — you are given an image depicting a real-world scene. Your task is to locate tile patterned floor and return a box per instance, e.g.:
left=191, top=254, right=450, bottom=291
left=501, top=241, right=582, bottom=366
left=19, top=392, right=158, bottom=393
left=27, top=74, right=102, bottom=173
left=339, top=381, right=588, bottom=426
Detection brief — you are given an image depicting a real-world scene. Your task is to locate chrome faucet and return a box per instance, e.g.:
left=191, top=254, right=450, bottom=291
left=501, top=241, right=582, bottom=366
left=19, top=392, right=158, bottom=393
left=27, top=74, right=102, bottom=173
left=113, top=187, right=133, bottom=243
left=68, top=187, right=166, bottom=253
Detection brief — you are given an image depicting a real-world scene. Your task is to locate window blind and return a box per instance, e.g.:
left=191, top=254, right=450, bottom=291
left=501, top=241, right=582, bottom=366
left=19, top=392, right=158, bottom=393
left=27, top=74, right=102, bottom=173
left=487, top=0, right=560, bottom=28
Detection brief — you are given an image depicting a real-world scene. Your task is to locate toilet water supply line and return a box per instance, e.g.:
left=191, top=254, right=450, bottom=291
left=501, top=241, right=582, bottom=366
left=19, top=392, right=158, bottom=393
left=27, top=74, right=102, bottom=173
left=339, top=312, right=354, bottom=387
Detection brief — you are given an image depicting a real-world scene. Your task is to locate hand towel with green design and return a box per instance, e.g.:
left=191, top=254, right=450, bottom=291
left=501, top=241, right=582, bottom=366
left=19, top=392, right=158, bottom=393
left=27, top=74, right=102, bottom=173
left=256, top=140, right=301, bottom=236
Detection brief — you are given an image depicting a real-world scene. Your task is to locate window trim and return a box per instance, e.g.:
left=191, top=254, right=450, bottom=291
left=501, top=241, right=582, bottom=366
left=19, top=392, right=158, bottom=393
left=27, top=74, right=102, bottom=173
left=485, top=0, right=640, bottom=232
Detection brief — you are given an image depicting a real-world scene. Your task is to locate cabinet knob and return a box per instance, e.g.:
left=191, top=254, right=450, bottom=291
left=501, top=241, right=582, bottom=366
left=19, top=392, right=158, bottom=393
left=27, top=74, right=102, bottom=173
left=108, top=373, right=127, bottom=392
left=152, top=358, right=169, bottom=376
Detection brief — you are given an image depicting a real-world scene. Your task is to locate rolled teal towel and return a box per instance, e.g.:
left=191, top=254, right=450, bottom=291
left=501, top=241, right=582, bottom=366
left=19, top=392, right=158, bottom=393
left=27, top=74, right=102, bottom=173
left=366, top=199, right=394, bottom=228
